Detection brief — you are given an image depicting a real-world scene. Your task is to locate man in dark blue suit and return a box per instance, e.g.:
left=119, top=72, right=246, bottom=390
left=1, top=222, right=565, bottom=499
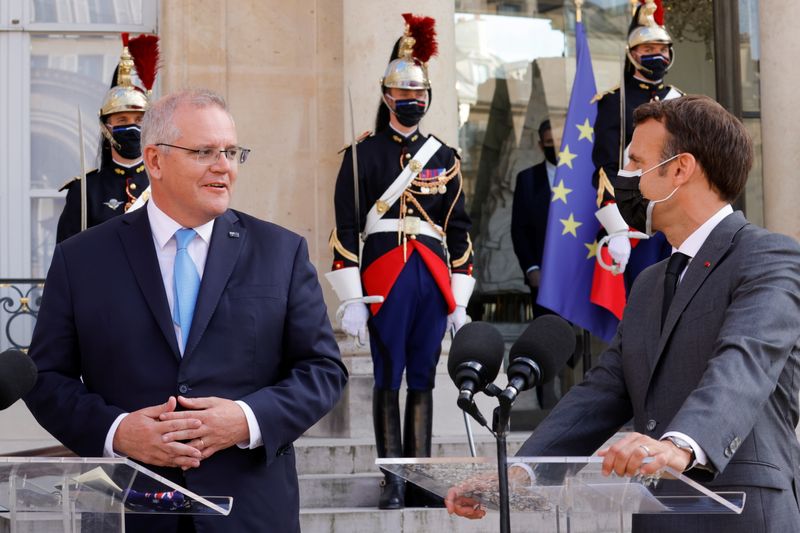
left=24, top=89, right=348, bottom=532
left=511, top=120, right=555, bottom=319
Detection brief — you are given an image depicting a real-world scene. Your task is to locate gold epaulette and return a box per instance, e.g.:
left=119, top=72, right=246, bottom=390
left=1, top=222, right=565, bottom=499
left=591, top=85, right=619, bottom=104
left=337, top=130, right=373, bottom=154
left=58, top=169, right=98, bottom=192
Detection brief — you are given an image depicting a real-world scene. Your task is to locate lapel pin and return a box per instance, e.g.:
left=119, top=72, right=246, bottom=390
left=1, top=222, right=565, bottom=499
left=704, top=261, right=711, bottom=268
left=228, top=231, right=240, bottom=238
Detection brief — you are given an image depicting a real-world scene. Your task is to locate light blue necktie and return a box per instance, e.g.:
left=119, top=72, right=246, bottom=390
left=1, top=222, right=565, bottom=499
left=173, top=228, right=200, bottom=351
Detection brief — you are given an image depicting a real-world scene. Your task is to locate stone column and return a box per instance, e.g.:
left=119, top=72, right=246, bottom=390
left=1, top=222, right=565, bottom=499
left=159, top=1, right=345, bottom=297
left=760, top=0, right=800, bottom=240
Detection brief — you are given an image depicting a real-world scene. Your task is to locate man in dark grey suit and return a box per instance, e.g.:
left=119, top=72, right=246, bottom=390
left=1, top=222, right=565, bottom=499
left=448, top=95, right=800, bottom=532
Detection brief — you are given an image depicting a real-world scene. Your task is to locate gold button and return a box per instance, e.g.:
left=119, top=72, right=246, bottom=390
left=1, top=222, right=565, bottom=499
left=130, top=183, right=137, bottom=190
left=410, top=235, right=417, bottom=240
left=407, top=208, right=414, bottom=214
left=405, top=153, right=411, bottom=159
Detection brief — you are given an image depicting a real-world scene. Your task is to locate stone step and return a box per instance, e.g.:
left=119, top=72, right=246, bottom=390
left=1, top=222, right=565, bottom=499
left=299, top=507, right=631, bottom=533
left=299, top=472, right=382, bottom=508
left=294, top=433, right=528, bottom=476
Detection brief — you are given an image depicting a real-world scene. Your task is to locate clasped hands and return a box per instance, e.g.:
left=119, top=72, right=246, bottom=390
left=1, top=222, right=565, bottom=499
left=446, top=432, right=692, bottom=521
left=112, top=395, right=250, bottom=470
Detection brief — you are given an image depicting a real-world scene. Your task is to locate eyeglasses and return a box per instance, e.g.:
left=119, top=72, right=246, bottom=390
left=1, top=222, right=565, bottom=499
left=155, top=143, right=251, bottom=165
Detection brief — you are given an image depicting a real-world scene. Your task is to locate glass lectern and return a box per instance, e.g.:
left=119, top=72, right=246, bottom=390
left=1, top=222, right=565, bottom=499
left=0, top=457, right=232, bottom=532
left=378, top=456, right=744, bottom=533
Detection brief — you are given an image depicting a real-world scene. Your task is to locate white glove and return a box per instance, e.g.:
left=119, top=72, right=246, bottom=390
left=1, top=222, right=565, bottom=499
left=341, top=302, right=369, bottom=345
left=607, top=234, right=631, bottom=274
left=446, top=305, right=468, bottom=336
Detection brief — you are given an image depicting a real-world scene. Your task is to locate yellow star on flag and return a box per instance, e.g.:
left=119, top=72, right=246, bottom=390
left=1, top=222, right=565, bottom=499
left=576, top=118, right=594, bottom=142
left=558, top=145, right=578, bottom=169
left=551, top=180, right=572, bottom=204
left=560, top=213, right=582, bottom=237
left=585, top=240, right=598, bottom=259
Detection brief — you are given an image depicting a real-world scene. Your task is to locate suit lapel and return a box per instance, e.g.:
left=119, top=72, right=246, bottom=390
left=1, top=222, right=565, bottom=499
left=644, top=262, right=667, bottom=371
left=651, top=212, right=747, bottom=370
left=183, top=210, right=244, bottom=358
left=118, top=207, right=181, bottom=361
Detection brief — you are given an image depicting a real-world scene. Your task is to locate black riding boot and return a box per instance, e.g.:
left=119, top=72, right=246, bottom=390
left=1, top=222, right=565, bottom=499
left=402, top=390, right=443, bottom=507
left=373, top=388, right=405, bottom=510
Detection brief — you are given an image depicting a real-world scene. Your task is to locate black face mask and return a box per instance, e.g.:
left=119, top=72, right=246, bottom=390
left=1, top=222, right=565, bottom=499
left=110, top=124, right=142, bottom=159
left=388, top=96, right=428, bottom=127
left=613, top=154, right=682, bottom=235
left=612, top=171, right=650, bottom=234
left=543, top=146, right=557, bottom=166
left=638, top=54, right=670, bottom=81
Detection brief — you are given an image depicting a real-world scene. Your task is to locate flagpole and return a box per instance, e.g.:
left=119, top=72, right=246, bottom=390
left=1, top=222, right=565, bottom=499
left=575, top=0, right=583, bottom=23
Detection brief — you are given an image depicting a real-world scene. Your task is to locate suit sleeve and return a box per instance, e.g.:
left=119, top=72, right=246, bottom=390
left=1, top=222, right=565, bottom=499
left=511, top=169, right=537, bottom=274
left=591, top=92, right=621, bottom=206
left=331, top=147, right=363, bottom=269
left=23, top=244, right=125, bottom=456
left=443, top=150, right=473, bottom=275
left=516, top=323, right=633, bottom=457
left=56, top=183, right=81, bottom=243
left=664, top=233, right=800, bottom=474
left=240, top=237, right=348, bottom=464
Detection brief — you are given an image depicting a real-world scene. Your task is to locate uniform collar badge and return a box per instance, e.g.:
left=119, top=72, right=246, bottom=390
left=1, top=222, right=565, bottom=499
left=104, top=198, right=124, bottom=210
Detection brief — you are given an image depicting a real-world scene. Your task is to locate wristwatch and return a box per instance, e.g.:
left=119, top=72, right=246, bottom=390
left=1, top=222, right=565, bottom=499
left=664, top=436, right=696, bottom=465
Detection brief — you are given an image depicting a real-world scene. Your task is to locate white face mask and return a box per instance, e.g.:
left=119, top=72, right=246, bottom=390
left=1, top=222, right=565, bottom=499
left=615, top=154, right=681, bottom=235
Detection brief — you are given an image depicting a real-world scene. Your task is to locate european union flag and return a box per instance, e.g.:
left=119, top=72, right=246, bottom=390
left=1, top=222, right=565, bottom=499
left=537, top=20, right=619, bottom=342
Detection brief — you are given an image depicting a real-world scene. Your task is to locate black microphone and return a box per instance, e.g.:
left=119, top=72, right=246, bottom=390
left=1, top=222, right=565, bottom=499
left=499, top=315, right=576, bottom=406
left=0, top=350, right=38, bottom=410
left=447, top=322, right=505, bottom=420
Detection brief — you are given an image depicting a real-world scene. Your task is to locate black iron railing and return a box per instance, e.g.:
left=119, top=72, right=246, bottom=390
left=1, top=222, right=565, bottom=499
left=0, top=279, right=45, bottom=352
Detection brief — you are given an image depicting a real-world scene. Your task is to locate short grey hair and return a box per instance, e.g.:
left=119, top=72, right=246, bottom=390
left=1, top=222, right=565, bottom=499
left=141, top=88, right=233, bottom=149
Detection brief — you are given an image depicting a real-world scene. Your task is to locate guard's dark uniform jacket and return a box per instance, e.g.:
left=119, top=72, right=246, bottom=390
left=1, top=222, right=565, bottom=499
left=331, top=127, right=473, bottom=316
left=56, top=160, right=149, bottom=243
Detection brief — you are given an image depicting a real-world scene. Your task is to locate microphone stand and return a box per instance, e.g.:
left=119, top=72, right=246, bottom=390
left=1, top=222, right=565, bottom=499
left=485, top=384, right=513, bottom=533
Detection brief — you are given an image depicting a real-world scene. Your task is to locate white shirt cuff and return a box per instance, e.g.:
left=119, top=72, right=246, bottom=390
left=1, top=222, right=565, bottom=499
left=661, top=431, right=708, bottom=470
left=235, top=400, right=263, bottom=449
left=104, top=413, right=129, bottom=458
left=525, top=266, right=540, bottom=273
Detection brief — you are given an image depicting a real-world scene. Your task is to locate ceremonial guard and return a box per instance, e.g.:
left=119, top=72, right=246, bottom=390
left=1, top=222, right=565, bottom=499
left=56, top=33, right=158, bottom=242
left=327, top=14, right=474, bottom=510
left=593, top=0, right=683, bottom=282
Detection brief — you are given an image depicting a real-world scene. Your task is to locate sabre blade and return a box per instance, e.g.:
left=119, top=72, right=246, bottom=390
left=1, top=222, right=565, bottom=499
left=347, top=86, right=362, bottom=264
left=77, top=106, right=88, bottom=232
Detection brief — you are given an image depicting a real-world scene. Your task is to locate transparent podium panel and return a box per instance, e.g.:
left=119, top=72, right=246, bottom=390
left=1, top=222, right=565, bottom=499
left=378, top=457, right=744, bottom=532
left=0, top=457, right=232, bottom=533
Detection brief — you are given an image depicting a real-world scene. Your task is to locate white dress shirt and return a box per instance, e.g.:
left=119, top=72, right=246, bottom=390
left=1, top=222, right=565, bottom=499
left=103, top=199, right=263, bottom=456
left=661, top=203, right=734, bottom=470
left=545, top=160, right=556, bottom=189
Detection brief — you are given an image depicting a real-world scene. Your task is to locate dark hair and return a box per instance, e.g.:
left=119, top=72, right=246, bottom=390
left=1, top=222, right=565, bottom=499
left=633, top=95, right=753, bottom=202
left=537, top=120, right=551, bottom=141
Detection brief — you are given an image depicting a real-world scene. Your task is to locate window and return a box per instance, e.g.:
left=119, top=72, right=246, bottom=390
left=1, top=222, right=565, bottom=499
left=0, top=0, right=156, bottom=278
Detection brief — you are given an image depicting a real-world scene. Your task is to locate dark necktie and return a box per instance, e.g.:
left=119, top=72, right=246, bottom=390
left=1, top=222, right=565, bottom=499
left=661, top=252, right=690, bottom=330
